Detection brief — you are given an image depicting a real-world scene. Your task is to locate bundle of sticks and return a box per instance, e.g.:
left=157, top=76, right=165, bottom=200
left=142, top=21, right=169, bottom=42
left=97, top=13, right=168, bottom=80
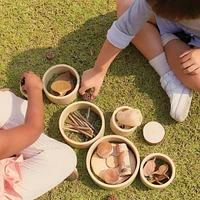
left=63, top=110, right=97, bottom=139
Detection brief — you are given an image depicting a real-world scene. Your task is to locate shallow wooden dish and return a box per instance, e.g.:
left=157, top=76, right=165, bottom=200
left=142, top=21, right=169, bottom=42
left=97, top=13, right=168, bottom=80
left=42, top=64, right=80, bottom=105
left=86, top=135, right=140, bottom=190
left=59, top=101, right=105, bottom=149
left=140, top=153, right=176, bottom=189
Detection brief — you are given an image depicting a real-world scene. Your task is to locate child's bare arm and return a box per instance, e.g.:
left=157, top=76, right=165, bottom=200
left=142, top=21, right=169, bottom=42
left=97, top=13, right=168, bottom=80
left=79, top=39, right=121, bottom=99
left=0, top=71, right=44, bottom=159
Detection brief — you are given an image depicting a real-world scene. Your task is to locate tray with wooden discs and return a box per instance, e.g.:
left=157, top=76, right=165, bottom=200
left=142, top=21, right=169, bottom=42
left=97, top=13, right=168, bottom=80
left=91, top=141, right=136, bottom=184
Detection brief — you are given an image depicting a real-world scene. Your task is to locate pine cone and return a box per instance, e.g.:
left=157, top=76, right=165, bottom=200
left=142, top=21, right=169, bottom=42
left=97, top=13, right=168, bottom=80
left=107, top=195, right=118, bottom=200
left=83, top=92, right=91, bottom=101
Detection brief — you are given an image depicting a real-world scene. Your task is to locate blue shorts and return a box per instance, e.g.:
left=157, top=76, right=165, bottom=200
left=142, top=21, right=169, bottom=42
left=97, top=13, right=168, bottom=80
left=155, top=16, right=200, bottom=47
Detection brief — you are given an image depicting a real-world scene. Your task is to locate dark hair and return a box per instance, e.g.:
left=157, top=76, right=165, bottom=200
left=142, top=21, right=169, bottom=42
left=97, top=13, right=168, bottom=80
left=146, top=0, right=200, bottom=21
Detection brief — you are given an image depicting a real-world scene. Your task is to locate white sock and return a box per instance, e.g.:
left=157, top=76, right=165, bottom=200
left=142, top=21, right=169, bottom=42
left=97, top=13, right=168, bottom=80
left=149, top=52, right=171, bottom=77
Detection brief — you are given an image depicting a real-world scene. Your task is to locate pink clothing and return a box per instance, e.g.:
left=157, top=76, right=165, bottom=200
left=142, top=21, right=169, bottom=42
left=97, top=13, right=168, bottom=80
left=0, top=91, right=77, bottom=199
left=0, top=155, right=23, bottom=200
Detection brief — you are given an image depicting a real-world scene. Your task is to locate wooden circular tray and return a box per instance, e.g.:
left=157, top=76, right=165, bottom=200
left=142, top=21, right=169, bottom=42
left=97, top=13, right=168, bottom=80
left=91, top=143, right=136, bottom=184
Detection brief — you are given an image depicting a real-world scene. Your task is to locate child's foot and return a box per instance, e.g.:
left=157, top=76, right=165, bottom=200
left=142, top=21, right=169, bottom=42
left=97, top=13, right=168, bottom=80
left=65, top=168, right=79, bottom=181
left=160, top=70, right=193, bottom=122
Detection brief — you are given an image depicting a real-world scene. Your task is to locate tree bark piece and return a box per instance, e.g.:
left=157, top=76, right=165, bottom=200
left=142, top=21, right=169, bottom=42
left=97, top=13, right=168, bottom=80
left=116, top=143, right=132, bottom=176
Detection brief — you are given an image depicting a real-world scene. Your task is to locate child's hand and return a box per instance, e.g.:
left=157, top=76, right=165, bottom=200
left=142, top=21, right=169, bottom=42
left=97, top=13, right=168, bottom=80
left=180, top=48, right=200, bottom=75
left=21, top=71, right=43, bottom=93
left=79, top=68, right=105, bottom=99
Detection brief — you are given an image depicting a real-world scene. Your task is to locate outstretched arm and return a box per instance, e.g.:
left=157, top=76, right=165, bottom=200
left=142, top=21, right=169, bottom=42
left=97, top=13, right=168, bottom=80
left=79, top=39, right=121, bottom=99
left=0, top=71, right=44, bottom=159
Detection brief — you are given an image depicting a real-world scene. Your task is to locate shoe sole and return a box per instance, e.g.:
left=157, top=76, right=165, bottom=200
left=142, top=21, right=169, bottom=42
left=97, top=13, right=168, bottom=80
left=171, top=89, right=193, bottom=122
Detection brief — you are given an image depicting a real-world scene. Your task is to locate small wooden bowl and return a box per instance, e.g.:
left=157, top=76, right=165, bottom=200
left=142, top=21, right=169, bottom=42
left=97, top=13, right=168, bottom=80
left=110, top=106, right=141, bottom=137
left=20, top=85, right=28, bottom=98
left=42, top=64, right=80, bottom=105
left=140, top=153, right=176, bottom=189
left=86, top=135, right=140, bottom=190
left=59, top=101, right=105, bottom=149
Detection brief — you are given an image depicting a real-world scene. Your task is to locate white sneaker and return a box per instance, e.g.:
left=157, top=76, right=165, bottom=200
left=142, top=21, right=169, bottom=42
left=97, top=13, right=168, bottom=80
left=160, top=70, right=193, bottom=122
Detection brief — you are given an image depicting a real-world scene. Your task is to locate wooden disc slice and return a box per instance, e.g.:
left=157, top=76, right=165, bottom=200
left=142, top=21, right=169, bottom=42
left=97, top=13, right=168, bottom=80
left=143, top=121, right=165, bottom=145
left=106, top=155, right=118, bottom=168
left=91, top=143, right=137, bottom=184
left=97, top=141, right=113, bottom=158
left=104, top=168, right=120, bottom=184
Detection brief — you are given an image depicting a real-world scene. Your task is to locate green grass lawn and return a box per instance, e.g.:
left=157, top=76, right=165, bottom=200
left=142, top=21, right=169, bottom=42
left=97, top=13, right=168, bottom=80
left=0, top=0, right=200, bottom=199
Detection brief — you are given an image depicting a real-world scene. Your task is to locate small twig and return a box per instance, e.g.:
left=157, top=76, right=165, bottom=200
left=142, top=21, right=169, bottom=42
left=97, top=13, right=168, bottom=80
left=64, top=127, right=93, bottom=138
left=74, top=111, right=98, bottom=134
left=65, top=119, right=78, bottom=127
left=85, top=106, right=91, bottom=121
left=70, top=112, right=86, bottom=127
left=68, top=132, right=75, bottom=139
left=68, top=114, right=79, bottom=125
left=64, top=124, right=93, bottom=134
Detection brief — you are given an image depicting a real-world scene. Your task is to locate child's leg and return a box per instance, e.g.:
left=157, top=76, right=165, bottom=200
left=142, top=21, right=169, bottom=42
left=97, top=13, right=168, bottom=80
left=0, top=91, right=27, bottom=129
left=15, top=133, right=77, bottom=200
left=164, top=39, right=200, bottom=92
left=0, top=91, right=77, bottom=199
left=117, top=0, right=192, bottom=122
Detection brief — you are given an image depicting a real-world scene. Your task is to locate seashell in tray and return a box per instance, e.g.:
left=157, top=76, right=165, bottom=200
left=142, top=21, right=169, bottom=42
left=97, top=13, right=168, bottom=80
left=116, top=108, right=142, bottom=127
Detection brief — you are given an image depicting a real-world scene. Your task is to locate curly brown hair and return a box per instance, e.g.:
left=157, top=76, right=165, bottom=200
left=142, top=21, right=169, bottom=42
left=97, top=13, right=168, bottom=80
left=146, top=0, right=200, bottom=21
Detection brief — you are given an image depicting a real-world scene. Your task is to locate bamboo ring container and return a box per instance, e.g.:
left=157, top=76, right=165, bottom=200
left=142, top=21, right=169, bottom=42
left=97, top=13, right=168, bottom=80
left=110, top=106, right=142, bottom=137
left=86, top=135, right=140, bottom=190
left=59, top=101, right=105, bottom=149
left=140, top=153, right=176, bottom=189
left=42, top=64, right=80, bottom=105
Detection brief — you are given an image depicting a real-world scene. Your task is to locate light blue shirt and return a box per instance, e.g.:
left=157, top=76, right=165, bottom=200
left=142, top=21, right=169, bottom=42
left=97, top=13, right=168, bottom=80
left=107, top=0, right=153, bottom=49
left=107, top=0, right=200, bottom=49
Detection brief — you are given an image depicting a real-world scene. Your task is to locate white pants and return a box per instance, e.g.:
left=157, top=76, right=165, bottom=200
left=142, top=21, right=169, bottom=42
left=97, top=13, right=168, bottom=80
left=0, top=91, right=77, bottom=200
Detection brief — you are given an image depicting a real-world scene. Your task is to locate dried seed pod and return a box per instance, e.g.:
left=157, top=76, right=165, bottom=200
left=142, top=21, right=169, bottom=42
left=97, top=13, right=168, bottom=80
left=143, top=157, right=156, bottom=177
left=107, top=195, right=118, bottom=200
left=83, top=92, right=92, bottom=101
left=116, top=108, right=142, bottom=127
left=104, top=168, right=120, bottom=184
left=46, top=52, right=54, bottom=60
left=153, top=172, right=170, bottom=183
left=152, top=164, right=169, bottom=175
left=97, top=142, right=113, bottom=158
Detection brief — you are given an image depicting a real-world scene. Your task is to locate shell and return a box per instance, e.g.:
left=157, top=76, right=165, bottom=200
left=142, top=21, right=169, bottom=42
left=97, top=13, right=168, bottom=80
left=115, top=108, right=142, bottom=127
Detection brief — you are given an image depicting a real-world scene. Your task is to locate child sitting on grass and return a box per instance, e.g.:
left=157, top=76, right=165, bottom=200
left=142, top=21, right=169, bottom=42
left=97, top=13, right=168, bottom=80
left=79, top=0, right=200, bottom=122
left=0, top=71, right=77, bottom=200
